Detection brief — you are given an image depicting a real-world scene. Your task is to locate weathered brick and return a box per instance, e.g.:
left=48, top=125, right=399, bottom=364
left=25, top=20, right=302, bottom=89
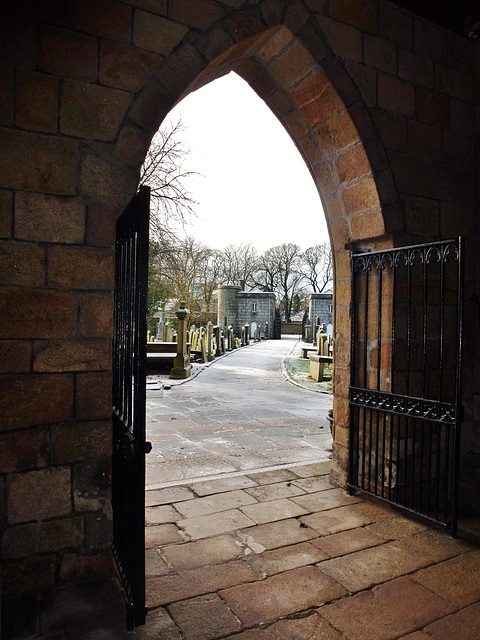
left=51, top=420, right=111, bottom=464
left=0, top=340, right=31, bottom=373
left=0, top=287, right=77, bottom=339
left=0, top=65, right=14, bottom=125
left=2, top=517, right=84, bottom=558
left=169, top=0, right=225, bottom=29
left=8, top=466, right=71, bottom=523
left=315, top=110, right=359, bottom=155
left=75, top=0, right=131, bottom=43
left=334, top=144, right=371, bottom=184
left=378, top=73, right=415, bottom=117
left=73, top=460, right=110, bottom=512
left=344, top=61, right=377, bottom=107
left=85, top=201, right=119, bottom=248
left=343, top=176, right=379, bottom=214
left=405, top=195, right=439, bottom=237
left=79, top=293, right=113, bottom=338
left=312, top=161, right=337, bottom=196
left=379, top=2, right=413, bottom=49
left=291, top=69, right=344, bottom=126
left=0, top=129, right=77, bottom=195
left=0, top=427, right=48, bottom=473
left=39, top=25, right=98, bottom=81
left=33, top=339, right=111, bottom=373
left=329, top=218, right=349, bottom=248
left=398, top=49, right=433, bottom=88
left=100, top=41, right=160, bottom=92
left=2, top=555, right=56, bottom=594
left=133, top=11, right=188, bottom=55
left=60, top=551, right=113, bottom=584
left=284, top=110, right=309, bottom=140
left=269, top=40, right=316, bottom=88
left=414, top=19, right=447, bottom=64
left=85, top=512, right=112, bottom=549
left=15, top=192, right=85, bottom=244
left=79, top=154, right=138, bottom=208
left=48, top=246, right=114, bottom=290
left=0, top=240, right=45, bottom=286
left=0, top=373, right=74, bottom=431
left=60, top=80, right=130, bottom=141
left=415, top=87, right=449, bottom=129
left=298, top=134, right=321, bottom=165
left=76, top=371, right=112, bottom=420
left=16, top=71, right=58, bottom=133
left=169, top=594, right=241, bottom=640
left=0, top=189, right=12, bottom=238
left=319, top=16, right=362, bottom=62
left=364, top=34, right=397, bottom=75
left=434, top=64, right=472, bottom=102
left=329, top=0, right=377, bottom=34
left=350, top=208, right=385, bottom=240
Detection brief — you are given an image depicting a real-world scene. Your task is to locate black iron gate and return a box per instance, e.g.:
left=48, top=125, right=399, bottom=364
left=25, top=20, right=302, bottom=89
left=112, top=185, right=150, bottom=628
left=348, top=238, right=463, bottom=535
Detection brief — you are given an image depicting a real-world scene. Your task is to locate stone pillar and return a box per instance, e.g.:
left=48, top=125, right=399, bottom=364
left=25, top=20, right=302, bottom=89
left=170, top=302, right=192, bottom=380
left=214, top=325, right=222, bottom=357
left=206, top=321, right=214, bottom=361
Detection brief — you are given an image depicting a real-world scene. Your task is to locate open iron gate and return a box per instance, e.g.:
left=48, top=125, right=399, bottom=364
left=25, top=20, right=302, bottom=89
left=348, top=238, right=463, bottom=535
left=112, top=185, right=151, bottom=628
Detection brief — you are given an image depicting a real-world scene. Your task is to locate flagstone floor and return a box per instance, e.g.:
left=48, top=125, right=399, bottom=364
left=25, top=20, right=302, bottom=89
left=138, top=461, right=480, bottom=640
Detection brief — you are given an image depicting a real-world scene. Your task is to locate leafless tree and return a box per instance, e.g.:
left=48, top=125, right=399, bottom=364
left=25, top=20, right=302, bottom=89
left=140, top=117, right=199, bottom=242
left=301, top=243, right=333, bottom=293
left=219, top=243, right=259, bottom=287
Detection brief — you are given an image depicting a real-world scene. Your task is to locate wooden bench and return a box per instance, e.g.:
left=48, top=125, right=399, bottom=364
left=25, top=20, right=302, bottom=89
left=309, top=354, right=333, bottom=382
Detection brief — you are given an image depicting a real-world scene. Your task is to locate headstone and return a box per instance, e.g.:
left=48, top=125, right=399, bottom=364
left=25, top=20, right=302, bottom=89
left=206, top=321, right=214, bottom=361
left=170, top=302, right=192, bottom=380
left=214, top=325, right=222, bottom=357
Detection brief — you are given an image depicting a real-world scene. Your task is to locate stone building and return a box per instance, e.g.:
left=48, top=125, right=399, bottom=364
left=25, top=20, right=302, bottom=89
left=217, top=284, right=275, bottom=337
left=308, top=289, right=333, bottom=329
left=1, top=0, right=480, bottom=636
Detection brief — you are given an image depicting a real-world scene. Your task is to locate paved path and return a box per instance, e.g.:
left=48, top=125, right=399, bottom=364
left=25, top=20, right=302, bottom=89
left=146, top=336, right=332, bottom=488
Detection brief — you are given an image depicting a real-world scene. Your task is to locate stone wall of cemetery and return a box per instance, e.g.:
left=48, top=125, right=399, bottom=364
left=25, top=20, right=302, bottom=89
left=0, top=0, right=479, bottom=607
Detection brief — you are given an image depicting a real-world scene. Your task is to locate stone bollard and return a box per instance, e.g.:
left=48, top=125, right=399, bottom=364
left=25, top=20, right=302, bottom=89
left=206, top=321, right=214, bottom=361
left=170, top=301, right=192, bottom=379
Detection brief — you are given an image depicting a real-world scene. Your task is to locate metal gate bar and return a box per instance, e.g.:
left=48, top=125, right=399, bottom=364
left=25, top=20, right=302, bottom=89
left=348, top=238, right=463, bottom=534
left=112, top=186, right=150, bottom=628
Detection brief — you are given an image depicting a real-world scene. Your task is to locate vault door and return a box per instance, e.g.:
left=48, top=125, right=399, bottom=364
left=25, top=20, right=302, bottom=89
left=348, top=238, right=463, bottom=535
left=112, top=185, right=150, bottom=628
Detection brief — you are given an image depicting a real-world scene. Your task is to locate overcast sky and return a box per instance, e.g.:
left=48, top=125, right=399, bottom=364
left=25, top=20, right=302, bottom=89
left=161, top=72, right=329, bottom=253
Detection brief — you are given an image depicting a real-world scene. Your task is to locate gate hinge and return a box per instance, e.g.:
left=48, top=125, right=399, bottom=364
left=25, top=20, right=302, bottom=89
left=144, top=441, right=152, bottom=454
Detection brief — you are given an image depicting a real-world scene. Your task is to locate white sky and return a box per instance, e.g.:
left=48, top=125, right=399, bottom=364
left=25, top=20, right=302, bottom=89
left=162, top=72, right=329, bottom=253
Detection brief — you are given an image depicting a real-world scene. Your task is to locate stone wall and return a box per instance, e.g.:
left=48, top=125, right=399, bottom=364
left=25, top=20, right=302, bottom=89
left=235, top=292, right=275, bottom=337
left=0, top=0, right=479, bottom=609
left=309, top=292, right=333, bottom=329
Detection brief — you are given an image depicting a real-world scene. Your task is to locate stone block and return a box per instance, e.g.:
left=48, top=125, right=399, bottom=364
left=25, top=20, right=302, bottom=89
left=60, top=551, right=113, bottom=584
left=444, top=131, right=473, bottom=170
left=75, top=0, right=131, bottom=42
left=147, top=485, right=195, bottom=505
left=364, top=34, right=397, bottom=75
left=79, top=293, right=114, bottom=338
left=323, top=194, right=344, bottom=223
left=147, top=560, right=257, bottom=608
left=15, top=191, right=85, bottom=244
left=434, top=64, right=472, bottom=102
left=448, top=32, right=475, bottom=73
left=0, top=287, right=77, bottom=339
left=312, top=161, right=337, bottom=196
left=85, top=201, right=119, bottom=248
left=378, top=72, right=415, bottom=117
left=0, top=373, right=73, bottom=431
left=75, top=371, right=112, bottom=420
left=245, top=481, right=306, bottom=502
left=398, top=49, right=433, bottom=89
left=177, top=509, right=255, bottom=540
left=240, top=499, right=308, bottom=524
left=318, top=16, right=362, bottom=62
left=39, top=25, right=98, bottom=80
left=163, top=534, right=242, bottom=571
left=291, top=69, right=343, bottom=126
left=415, top=87, right=450, bottom=129
left=314, top=110, right=359, bottom=155
left=414, top=19, right=447, bottom=64
left=0, top=340, right=31, bottom=373
left=2, top=517, right=84, bottom=558
left=99, top=40, right=160, bottom=92
left=145, top=524, right=186, bottom=548
left=33, top=339, right=111, bottom=373
left=269, top=40, right=316, bottom=88
left=85, top=512, right=112, bottom=549
left=372, top=108, right=407, bottom=151
left=239, top=518, right=317, bottom=550
left=300, top=504, right=373, bottom=536
left=2, top=555, right=56, bottom=594
left=136, top=606, right=181, bottom=640
left=129, top=79, right=176, bottom=134
left=48, top=245, right=114, bottom=290
left=133, top=11, right=188, bottom=55
left=0, top=189, right=12, bottom=238
left=329, top=0, right=377, bottom=34
left=174, top=490, right=257, bottom=519
left=313, top=526, right=384, bottom=558
left=169, top=593, right=241, bottom=640
left=225, top=7, right=265, bottom=42
left=379, top=2, right=413, bottom=49
left=0, top=427, right=48, bottom=473
left=0, top=14, right=36, bottom=69
left=345, top=60, right=377, bottom=108
left=291, top=475, right=333, bottom=493
left=292, top=487, right=360, bottom=513
left=79, top=153, right=138, bottom=207
left=170, top=0, right=225, bottom=29
left=60, top=80, right=130, bottom=141
left=343, top=176, right=379, bottom=215
left=248, top=541, right=327, bottom=577
left=388, top=150, right=424, bottom=196
left=0, top=128, right=77, bottom=195
left=0, top=65, right=14, bottom=125
left=8, top=466, right=71, bottom=523
left=405, top=195, right=439, bottom=237
left=425, top=601, right=480, bottom=640
left=334, top=144, right=371, bottom=184
left=16, top=70, right=58, bottom=133
left=0, top=240, right=45, bottom=286
left=73, top=460, right=109, bottom=512
left=320, top=576, right=454, bottom=640
left=51, top=420, right=111, bottom=464
left=220, top=565, right=347, bottom=627
left=450, top=98, right=474, bottom=136
left=146, top=504, right=180, bottom=525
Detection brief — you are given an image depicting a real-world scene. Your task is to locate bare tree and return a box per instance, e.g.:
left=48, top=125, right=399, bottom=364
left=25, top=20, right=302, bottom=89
left=219, top=243, right=259, bottom=287
left=140, top=117, right=199, bottom=242
left=302, top=243, right=333, bottom=293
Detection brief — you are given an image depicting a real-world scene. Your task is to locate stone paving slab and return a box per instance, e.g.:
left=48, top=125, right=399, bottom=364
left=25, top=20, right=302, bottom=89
left=219, top=566, right=347, bottom=627
left=239, top=518, right=318, bottom=550
left=221, top=614, right=345, bottom=640
left=312, top=526, right=385, bottom=558
left=146, top=485, right=195, bottom=506
left=291, top=487, right=362, bottom=512
left=145, top=524, right=187, bottom=548
left=239, top=498, right=309, bottom=524
left=173, top=490, right=258, bottom=519
left=146, top=504, right=182, bottom=525
left=244, top=480, right=307, bottom=502
left=189, top=475, right=258, bottom=496
left=177, top=509, right=256, bottom=539
left=423, top=601, right=480, bottom=640
left=246, top=541, right=327, bottom=576
left=246, top=468, right=298, bottom=485
left=168, top=594, right=242, bottom=640
left=162, top=535, right=243, bottom=571
left=299, top=504, right=374, bottom=536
